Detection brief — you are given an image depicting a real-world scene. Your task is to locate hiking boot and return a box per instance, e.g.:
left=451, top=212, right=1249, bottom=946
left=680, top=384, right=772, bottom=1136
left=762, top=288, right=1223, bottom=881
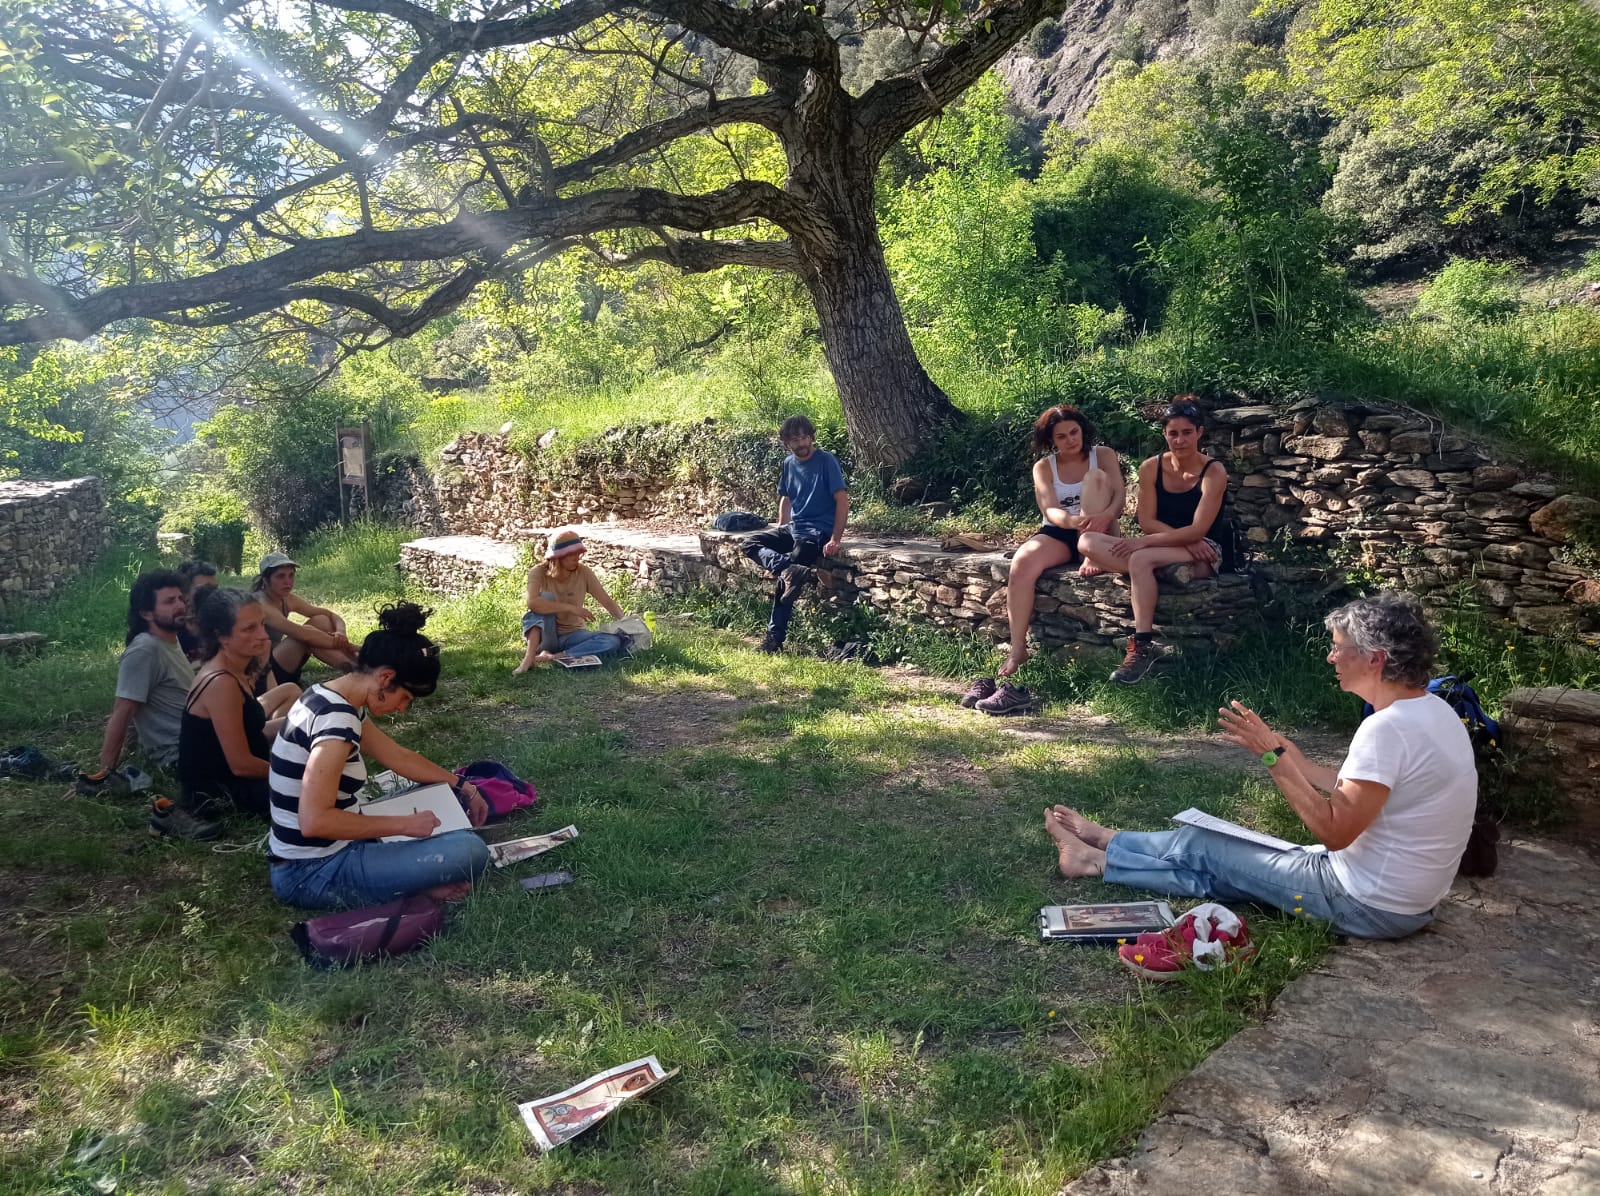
left=149, top=797, right=222, bottom=841
left=975, top=682, right=1039, bottom=716
left=958, top=677, right=998, bottom=708
left=1117, top=908, right=1255, bottom=981
left=756, top=632, right=784, bottom=655
left=1110, top=637, right=1158, bottom=685
left=777, top=564, right=817, bottom=604
left=75, top=768, right=133, bottom=796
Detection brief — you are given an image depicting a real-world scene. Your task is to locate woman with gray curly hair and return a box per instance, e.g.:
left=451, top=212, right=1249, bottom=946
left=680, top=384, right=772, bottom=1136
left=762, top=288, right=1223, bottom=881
left=1045, top=591, right=1478, bottom=940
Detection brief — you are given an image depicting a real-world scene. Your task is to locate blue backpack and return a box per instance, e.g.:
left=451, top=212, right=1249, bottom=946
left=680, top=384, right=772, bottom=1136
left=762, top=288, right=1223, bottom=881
left=1360, top=675, right=1500, bottom=752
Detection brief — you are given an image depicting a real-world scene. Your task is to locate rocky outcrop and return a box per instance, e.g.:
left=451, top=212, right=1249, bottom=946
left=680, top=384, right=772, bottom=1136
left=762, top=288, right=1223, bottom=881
left=0, top=478, right=112, bottom=610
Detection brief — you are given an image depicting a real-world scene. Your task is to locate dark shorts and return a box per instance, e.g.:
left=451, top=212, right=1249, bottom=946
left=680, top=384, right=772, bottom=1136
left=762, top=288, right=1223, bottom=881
left=253, top=656, right=302, bottom=696
left=1034, top=525, right=1080, bottom=554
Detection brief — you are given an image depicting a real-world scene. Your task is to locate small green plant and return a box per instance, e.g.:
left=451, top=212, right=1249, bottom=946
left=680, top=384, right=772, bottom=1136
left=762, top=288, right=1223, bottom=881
left=1415, top=257, right=1521, bottom=323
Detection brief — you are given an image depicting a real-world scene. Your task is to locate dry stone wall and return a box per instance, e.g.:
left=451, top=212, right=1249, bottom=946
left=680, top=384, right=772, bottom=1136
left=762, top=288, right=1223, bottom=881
left=0, top=478, right=111, bottom=609
left=1212, top=398, right=1600, bottom=640
left=392, top=398, right=1600, bottom=642
left=402, top=430, right=771, bottom=540
left=1500, top=687, right=1600, bottom=836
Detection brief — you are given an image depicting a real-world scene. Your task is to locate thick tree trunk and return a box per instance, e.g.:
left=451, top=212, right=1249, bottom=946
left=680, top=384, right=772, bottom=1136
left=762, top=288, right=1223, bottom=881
left=795, top=221, right=961, bottom=474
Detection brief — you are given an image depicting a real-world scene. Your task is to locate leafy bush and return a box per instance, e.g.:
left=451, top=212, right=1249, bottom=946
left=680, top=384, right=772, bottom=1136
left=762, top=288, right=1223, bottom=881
left=1032, top=144, right=1201, bottom=329
left=198, top=354, right=428, bottom=546
left=1416, top=257, right=1522, bottom=323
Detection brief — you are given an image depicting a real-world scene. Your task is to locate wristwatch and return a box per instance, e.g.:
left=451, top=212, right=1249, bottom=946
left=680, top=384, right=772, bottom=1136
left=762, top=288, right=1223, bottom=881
left=1260, top=744, right=1288, bottom=767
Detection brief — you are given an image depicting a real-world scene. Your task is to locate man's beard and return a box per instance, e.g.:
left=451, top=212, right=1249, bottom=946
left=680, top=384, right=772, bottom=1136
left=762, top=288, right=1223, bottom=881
left=152, top=613, right=187, bottom=634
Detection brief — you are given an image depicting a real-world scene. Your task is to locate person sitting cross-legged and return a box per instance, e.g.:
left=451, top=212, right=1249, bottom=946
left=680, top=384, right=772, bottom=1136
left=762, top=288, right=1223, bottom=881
left=513, top=530, right=625, bottom=672
left=268, top=602, right=490, bottom=910
left=1045, top=591, right=1478, bottom=941
left=251, top=551, right=358, bottom=688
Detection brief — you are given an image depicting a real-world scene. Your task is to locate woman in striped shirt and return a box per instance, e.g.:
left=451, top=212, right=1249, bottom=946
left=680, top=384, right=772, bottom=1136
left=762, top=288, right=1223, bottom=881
left=267, top=603, right=490, bottom=909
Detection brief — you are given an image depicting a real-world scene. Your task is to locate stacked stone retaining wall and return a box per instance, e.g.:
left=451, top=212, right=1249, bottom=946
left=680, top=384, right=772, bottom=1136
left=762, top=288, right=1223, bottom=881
left=391, top=398, right=1600, bottom=640
left=0, top=478, right=111, bottom=610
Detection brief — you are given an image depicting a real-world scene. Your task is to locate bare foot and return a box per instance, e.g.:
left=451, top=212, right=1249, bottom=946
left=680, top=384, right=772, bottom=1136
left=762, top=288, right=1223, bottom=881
left=1078, top=560, right=1104, bottom=578
left=999, top=648, right=1029, bottom=678
left=1044, top=810, right=1106, bottom=878
left=424, top=881, right=473, bottom=902
left=512, top=661, right=532, bottom=675
left=1051, top=804, right=1114, bottom=850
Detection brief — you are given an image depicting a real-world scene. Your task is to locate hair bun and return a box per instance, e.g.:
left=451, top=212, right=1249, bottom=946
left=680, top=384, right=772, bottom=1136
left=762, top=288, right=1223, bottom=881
left=376, top=601, right=433, bottom=636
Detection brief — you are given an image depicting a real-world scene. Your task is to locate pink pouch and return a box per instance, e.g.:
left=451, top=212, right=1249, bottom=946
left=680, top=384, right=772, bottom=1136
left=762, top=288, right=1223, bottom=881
left=289, top=894, right=444, bottom=969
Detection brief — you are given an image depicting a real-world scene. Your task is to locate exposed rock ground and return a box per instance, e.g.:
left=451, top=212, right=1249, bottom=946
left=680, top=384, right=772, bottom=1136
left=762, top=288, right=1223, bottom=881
left=1064, top=837, right=1600, bottom=1195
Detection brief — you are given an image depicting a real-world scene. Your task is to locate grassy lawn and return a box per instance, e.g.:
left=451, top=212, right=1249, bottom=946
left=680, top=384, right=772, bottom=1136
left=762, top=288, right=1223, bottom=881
left=3, top=527, right=1355, bottom=1194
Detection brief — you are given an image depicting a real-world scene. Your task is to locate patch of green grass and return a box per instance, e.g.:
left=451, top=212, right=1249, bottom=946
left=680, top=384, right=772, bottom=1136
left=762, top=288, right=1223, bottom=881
left=0, top=530, right=1351, bottom=1194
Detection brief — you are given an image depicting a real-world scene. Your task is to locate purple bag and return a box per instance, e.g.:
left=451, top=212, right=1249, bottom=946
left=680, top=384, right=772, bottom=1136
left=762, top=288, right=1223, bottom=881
left=289, top=895, right=444, bottom=970
left=453, top=759, right=538, bottom=820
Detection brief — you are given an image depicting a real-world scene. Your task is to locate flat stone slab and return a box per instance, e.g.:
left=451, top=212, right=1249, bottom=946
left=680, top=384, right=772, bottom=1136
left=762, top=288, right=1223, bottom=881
left=0, top=631, right=45, bottom=655
left=1062, top=837, right=1600, bottom=1195
left=400, top=534, right=522, bottom=571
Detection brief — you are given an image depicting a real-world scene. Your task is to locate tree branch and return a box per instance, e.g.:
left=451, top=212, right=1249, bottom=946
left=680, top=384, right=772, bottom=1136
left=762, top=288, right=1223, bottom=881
left=0, top=180, right=795, bottom=345
left=855, top=0, right=1070, bottom=159
left=583, top=232, right=800, bottom=274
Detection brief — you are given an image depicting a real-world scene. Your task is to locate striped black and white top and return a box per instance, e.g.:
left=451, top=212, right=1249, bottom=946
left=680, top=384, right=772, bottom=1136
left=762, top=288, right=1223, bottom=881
left=268, top=684, right=367, bottom=861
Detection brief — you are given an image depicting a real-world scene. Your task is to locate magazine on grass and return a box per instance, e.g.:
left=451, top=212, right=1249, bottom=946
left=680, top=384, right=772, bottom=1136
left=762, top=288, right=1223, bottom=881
left=358, top=783, right=472, bottom=841
left=1039, top=901, right=1176, bottom=943
left=487, top=825, right=579, bottom=868
left=558, top=654, right=603, bottom=669
left=517, top=1055, right=679, bottom=1150
left=1170, top=808, right=1323, bottom=853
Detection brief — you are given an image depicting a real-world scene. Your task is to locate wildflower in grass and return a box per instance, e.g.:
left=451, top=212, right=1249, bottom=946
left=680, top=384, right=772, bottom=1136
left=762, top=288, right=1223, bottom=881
left=1048, top=1010, right=1056, bottom=1019
left=1133, top=954, right=1145, bottom=964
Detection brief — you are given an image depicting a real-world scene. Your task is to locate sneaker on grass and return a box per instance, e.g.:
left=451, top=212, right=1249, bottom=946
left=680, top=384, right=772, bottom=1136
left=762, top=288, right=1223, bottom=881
left=1117, top=906, right=1255, bottom=981
left=149, top=797, right=222, bottom=841
left=75, top=769, right=133, bottom=796
left=1109, top=636, right=1158, bottom=684
left=975, top=682, right=1038, bottom=716
left=958, top=677, right=997, bottom=708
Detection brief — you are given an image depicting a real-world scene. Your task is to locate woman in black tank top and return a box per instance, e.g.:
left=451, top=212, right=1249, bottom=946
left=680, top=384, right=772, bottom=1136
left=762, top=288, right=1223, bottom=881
left=1077, top=399, right=1232, bottom=684
left=179, top=588, right=300, bottom=817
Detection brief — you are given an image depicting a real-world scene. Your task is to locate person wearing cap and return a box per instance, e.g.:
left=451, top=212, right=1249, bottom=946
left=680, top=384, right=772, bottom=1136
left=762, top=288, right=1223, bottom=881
left=251, top=552, right=357, bottom=687
left=513, top=530, right=626, bottom=672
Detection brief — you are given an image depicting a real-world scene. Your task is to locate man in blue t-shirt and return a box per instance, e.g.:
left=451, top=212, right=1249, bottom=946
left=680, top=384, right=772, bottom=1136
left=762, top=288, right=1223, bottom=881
left=741, top=415, right=850, bottom=652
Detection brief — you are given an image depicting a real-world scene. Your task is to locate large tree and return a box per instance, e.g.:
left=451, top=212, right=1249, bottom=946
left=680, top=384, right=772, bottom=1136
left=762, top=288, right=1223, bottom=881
left=0, top=0, right=1069, bottom=469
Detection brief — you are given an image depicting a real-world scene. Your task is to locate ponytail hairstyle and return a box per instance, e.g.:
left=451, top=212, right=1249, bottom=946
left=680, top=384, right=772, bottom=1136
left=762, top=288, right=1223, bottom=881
left=193, top=587, right=261, bottom=663
left=357, top=602, right=441, bottom=697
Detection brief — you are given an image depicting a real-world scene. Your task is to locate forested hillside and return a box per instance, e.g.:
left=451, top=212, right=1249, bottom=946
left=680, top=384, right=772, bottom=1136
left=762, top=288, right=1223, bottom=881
left=2, top=0, right=1597, bottom=548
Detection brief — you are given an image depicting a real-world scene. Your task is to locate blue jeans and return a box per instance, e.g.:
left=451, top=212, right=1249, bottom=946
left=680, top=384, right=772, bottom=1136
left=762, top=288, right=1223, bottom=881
left=742, top=525, right=823, bottom=643
left=270, top=829, right=490, bottom=910
left=1104, top=826, right=1435, bottom=940
left=520, top=597, right=623, bottom=661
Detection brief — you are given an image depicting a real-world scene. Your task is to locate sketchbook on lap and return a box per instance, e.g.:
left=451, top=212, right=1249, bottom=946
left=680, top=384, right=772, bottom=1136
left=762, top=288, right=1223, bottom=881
left=358, top=782, right=472, bottom=841
left=1170, top=808, right=1323, bottom=853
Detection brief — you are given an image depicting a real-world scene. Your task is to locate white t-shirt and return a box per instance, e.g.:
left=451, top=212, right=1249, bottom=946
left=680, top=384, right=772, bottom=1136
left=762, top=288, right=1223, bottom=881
left=1329, top=694, right=1478, bottom=915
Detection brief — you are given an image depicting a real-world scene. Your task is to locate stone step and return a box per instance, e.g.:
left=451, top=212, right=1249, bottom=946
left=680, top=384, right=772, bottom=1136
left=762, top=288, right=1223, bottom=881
left=0, top=631, right=46, bottom=656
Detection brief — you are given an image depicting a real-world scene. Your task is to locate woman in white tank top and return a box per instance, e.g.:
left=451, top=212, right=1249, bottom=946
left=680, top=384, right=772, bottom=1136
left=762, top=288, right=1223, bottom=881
left=1000, top=406, right=1124, bottom=678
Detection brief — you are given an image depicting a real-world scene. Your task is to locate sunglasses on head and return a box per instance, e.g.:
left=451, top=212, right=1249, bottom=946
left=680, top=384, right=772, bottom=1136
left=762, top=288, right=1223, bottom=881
left=1163, top=403, right=1202, bottom=421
